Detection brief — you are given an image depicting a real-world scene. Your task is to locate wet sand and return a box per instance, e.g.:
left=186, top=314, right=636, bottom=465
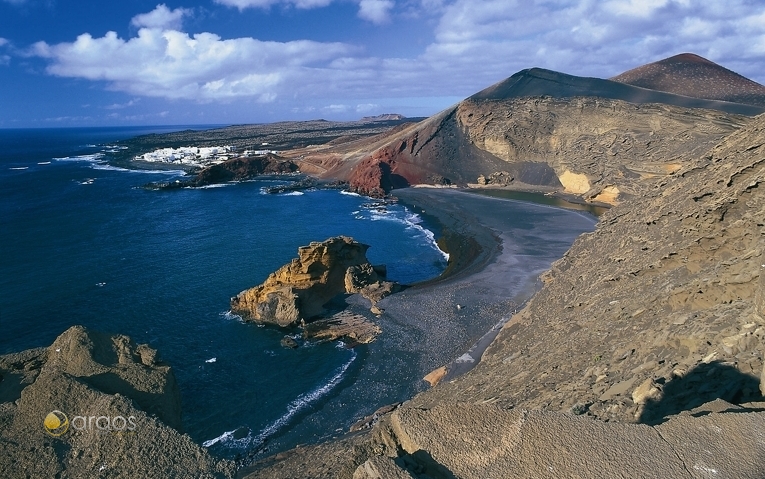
left=373, top=188, right=597, bottom=379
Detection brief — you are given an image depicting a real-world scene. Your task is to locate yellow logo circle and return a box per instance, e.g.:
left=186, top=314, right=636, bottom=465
left=43, top=410, right=69, bottom=437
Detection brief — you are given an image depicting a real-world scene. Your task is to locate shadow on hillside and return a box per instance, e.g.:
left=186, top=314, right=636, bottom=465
left=639, top=361, right=763, bottom=426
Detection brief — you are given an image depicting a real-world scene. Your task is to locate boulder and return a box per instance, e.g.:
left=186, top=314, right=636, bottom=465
left=232, top=236, right=400, bottom=328
left=477, top=171, right=514, bottom=186
left=232, top=237, right=373, bottom=326
left=345, top=264, right=380, bottom=293
left=280, top=336, right=299, bottom=349
left=0, top=326, right=234, bottom=478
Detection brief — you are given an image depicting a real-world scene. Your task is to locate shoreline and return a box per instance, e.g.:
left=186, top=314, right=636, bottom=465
left=240, top=187, right=597, bottom=472
left=368, top=187, right=597, bottom=388
left=379, top=187, right=605, bottom=384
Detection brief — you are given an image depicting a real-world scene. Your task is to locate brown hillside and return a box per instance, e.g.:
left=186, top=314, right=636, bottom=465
left=285, top=97, right=747, bottom=203
left=611, top=53, right=765, bottom=108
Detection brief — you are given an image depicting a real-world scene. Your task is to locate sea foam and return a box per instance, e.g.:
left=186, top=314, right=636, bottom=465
left=202, top=348, right=357, bottom=449
left=91, top=164, right=185, bottom=175
left=365, top=206, right=449, bottom=261
left=54, top=153, right=104, bottom=162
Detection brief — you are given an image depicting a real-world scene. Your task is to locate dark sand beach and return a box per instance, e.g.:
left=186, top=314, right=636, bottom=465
left=244, top=187, right=597, bottom=458
left=331, top=188, right=597, bottom=416
left=375, top=188, right=597, bottom=377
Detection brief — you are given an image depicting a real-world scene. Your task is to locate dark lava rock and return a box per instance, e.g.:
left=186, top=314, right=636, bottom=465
left=280, top=336, right=299, bottom=349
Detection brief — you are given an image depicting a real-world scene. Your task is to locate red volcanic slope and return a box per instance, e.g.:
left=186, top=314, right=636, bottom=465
left=611, top=53, right=765, bottom=107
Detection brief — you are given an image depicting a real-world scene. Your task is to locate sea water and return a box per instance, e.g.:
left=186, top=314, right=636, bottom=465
left=0, top=127, right=448, bottom=458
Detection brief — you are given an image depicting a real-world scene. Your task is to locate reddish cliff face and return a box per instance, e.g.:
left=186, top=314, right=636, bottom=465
left=343, top=107, right=512, bottom=196
left=347, top=149, right=420, bottom=197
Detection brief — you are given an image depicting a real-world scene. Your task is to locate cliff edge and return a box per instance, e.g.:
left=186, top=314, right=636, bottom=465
left=0, top=326, right=235, bottom=478
left=245, top=113, right=765, bottom=478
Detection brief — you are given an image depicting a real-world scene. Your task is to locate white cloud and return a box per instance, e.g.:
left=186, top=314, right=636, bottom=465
left=358, top=0, right=394, bottom=24
left=131, top=4, right=192, bottom=30
left=324, top=104, right=349, bottom=112
left=32, top=28, right=353, bottom=101
left=214, top=0, right=333, bottom=10
left=356, top=103, right=378, bottom=112
left=0, top=38, right=8, bottom=47
left=104, top=99, right=140, bottom=110
left=215, top=0, right=396, bottom=24
left=424, top=0, right=765, bottom=89
left=27, top=0, right=765, bottom=119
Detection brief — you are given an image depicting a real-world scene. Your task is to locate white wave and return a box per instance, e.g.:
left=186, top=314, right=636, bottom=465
left=38, top=161, right=51, bottom=165
left=203, top=349, right=357, bottom=449
left=185, top=183, right=230, bottom=189
left=205, top=357, right=217, bottom=363
left=54, top=153, right=104, bottom=162
left=365, top=206, right=449, bottom=261
left=9, top=167, right=28, bottom=170
left=339, top=190, right=362, bottom=197
left=220, top=311, right=244, bottom=323
left=281, top=191, right=304, bottom=196
left=455, top=353, right=475, bottom=363
left=90, top=164, right=185, bottom=175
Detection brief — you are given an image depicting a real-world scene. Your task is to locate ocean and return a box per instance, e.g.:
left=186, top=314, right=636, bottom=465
left=0, top=125, right=595, bottom=462
left=0, top=126, right=450, bottom=458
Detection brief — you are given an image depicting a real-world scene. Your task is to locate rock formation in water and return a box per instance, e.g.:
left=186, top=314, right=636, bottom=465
left=0, top=326, right=235, bottom=478
left=230, top=236, right=398, bottom=330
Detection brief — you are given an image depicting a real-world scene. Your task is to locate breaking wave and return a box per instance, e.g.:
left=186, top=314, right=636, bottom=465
left=203, top=346, right=357, bottom=450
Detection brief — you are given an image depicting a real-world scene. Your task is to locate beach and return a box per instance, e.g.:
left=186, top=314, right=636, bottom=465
left=241, top=186, right=598, bottom=473
left=321, top=187, right=597, bottom=429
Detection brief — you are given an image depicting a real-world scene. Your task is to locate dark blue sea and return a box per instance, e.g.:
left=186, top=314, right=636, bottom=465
left=0, top=126, right=599, bottom=463
left=0, top=126, right=451, bottom=458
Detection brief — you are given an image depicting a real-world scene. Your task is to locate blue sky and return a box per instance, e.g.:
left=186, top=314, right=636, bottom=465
left=1, top=0, right=764, bottom=127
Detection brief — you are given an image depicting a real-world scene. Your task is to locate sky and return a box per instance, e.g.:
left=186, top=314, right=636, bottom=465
left=1, top=0, right=764, bottom=128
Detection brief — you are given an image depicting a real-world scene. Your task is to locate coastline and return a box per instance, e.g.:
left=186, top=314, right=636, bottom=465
left=240, top=186, right=597, bottom=473
left=392, top=187, right=606, bottom=381
left=364, top=187, right=596, bottom=392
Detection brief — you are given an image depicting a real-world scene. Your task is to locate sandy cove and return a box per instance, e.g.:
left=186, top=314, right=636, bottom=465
left=371, top=187, right=597, bottom=381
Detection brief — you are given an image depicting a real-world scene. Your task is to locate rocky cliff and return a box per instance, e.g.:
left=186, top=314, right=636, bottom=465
left=231, top=236, right=396, bottom=328
left=282, top=55, right=764, bottom=203
left=0, top=326, right=234, bottom=478
left=245, top=110, right=765, bottom=479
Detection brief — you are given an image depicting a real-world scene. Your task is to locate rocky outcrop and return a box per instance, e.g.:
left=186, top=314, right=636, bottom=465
left=348, top=155, right=411, bottom=197
left=0, top=326, right=234, bottom=478
left=246, top=101, right=765, bottom=479
left=231, top=237, right=398, bottom=329
left=303, top=311, right=382, bottom=344
left=148, top=154, right=298, bottom=189
left=194, top=154, right=298, bottom=184
left=476, top=171, right=514, bottom=186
